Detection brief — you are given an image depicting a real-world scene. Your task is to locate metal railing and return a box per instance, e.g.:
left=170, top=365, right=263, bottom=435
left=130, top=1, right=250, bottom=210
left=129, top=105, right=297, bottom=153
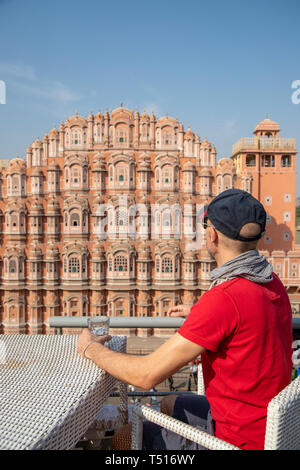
left=49, top=315, right=300, bottom=334
left=232, top=137, right=296, bottom=155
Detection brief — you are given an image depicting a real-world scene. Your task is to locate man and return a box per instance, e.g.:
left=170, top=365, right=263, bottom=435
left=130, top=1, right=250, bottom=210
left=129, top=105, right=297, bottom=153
left=77, top=189, right=293, bottom=450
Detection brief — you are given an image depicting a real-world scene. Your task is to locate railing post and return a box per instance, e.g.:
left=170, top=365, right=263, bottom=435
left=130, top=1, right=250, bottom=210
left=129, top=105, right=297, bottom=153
left=131, top=404, right=143, bottom=450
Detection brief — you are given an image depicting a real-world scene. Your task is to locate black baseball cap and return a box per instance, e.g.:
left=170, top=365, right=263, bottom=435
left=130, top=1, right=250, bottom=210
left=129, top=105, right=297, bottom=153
left=201, top=189, right=266, bottom=242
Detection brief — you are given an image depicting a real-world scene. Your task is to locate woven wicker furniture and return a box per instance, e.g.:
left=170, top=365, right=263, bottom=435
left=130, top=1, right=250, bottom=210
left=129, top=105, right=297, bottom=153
left=0, top=334, right=127, bottom=450
left=131, top=367, right=300, bottom=450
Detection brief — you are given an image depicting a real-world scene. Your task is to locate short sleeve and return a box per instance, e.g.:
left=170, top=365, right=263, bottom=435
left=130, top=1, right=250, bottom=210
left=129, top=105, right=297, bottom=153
left=178, top=287, right=239, bottom=352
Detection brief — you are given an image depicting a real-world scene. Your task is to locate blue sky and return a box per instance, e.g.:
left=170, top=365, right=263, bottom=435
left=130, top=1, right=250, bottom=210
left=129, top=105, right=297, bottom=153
left=0, top=0, right=300, bottom=193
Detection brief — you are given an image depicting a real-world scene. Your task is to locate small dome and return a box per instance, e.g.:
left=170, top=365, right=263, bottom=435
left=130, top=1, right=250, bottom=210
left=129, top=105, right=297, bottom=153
left=66, top=111, right=87, bottom=127
left=92, top=157, right=106, bottom=171
left=137, top=160, right=151, bottom=171
left=30, top=198, right=44, bottom=214
left=138, top=242, right=151, bottom=259
left=29, top=242, right=42, bottom=258
left=32, top=138, right=43, bottom=148
left=184, top=250, right=197, bottom=260
left=46, top=241, right=59, bottom=259
left=8, top=158, right=26, bottom=169
left=184, top=127, right=194, bottom=140
left=200, top=138, right=211, bottom=148
left=254, top=117, right=280, bottom=133
left=182, top=161, right=195, bottom=171
left=200, top=168, right=212, bottom=177
left=140, top=109, right=150, bottom=121
left=47, top=196, right=60, bottom=212
left=94, top=111, right=103, bottom=122
left=92, top=195, right=105, bottom=211
left=92, top=240, right=105, bottom=258
left=49, top=127, right=59, bottom=138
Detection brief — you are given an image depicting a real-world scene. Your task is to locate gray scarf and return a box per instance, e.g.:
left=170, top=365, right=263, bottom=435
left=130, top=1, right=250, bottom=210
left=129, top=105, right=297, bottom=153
left=209, top=249, right=273, bottom=289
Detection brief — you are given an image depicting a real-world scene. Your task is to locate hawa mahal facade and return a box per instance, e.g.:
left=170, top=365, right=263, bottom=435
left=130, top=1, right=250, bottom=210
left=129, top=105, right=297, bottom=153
left=0, top=105, right=299, bottom=335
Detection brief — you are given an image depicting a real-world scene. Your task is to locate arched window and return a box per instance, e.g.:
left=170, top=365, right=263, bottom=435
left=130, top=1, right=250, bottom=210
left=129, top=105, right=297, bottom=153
left=217, top=175, right=222, bottom=194
left=246, top=155, right=256, bottom=167
left=141, top=123, right=148, bottom=142
left=12, top=175, right=19, bottom=194
left=261, top=155, right=275, bottom=167
left=162, top=256, right=173, bottom=273
left=71, top=130, right=82, bottom=145
left=116, top=127, right=128, bottom=144
left=163, top=131, right=171, bottom=145
left=65, top=132, right=70, bottom=146
left=163, top=166, right=171, bottom=184
left=156, top=129, right=161, bottom=145
left=68, top=257, right=80, bottom=273
left=71, top=165, right=81, bottom=184
left=114, top=255, right=128, bottom=272
left=82, top=254, right=87, bottom=273
left=116, top=165, right=128, bottom=184
left=281, top=155, right=291, bottom=167
left=155, top=168, right=160, bottom=184
left=116, top=299, right=125, bottom=316
left=223, top=174, right=232, bottom=190
left=11, top=214, right=18, bottom=228
left=9, top=259, right=17, bottom=273
left=70, top=212, right=80, bottom=227
left=162, top=211, right=171, bottom=227
left=117, top=209, right=128, bottom=226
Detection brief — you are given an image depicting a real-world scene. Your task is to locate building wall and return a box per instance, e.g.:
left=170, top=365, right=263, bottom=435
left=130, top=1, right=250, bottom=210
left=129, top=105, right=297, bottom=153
left=0, top=109, right=299, bottom=335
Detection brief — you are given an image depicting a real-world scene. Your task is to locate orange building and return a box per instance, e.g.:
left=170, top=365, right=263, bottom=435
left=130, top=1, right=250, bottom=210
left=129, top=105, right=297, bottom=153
left=0, top=107, right=299, bottom=336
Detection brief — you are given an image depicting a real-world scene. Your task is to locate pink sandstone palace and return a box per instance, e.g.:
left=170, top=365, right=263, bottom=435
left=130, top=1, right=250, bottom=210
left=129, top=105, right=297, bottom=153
left=0, top=105, right=299, bottom=336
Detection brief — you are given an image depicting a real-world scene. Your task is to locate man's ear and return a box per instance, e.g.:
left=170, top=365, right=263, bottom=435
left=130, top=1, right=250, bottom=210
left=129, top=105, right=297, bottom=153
left=210, top=227, right=218, bottom=243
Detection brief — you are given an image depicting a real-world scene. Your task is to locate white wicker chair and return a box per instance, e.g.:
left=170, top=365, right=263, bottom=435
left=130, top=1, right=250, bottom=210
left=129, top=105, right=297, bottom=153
left=131, top=367, right=300, bottom=450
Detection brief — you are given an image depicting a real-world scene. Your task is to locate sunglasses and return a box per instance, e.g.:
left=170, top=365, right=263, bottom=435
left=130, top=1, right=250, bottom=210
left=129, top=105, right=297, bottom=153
left=203, top=222, right=215, bottom=230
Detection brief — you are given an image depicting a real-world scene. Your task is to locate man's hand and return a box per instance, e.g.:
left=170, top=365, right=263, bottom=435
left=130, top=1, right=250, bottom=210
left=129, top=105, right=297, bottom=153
left=77, top=328, right=112, bottom=357
left=167, top=304, right=192, bottom=318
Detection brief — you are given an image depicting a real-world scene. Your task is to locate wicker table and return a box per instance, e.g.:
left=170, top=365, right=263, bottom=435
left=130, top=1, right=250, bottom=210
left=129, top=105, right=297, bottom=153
left=0, top=334, right=127, bottom=450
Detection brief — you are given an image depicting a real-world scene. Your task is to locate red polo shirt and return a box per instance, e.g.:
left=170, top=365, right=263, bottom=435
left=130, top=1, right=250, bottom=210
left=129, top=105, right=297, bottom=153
left=178, top=274, right=293, bottom=450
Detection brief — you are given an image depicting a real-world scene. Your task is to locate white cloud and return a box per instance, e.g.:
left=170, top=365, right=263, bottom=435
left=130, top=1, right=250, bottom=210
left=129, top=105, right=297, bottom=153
left=0, top=61, right=36, bottom=81
left=14, top=80, right=83, bottom=102
left=224, top=119, right=236, bottom=130
left=0, top=61, right=83, bottom=103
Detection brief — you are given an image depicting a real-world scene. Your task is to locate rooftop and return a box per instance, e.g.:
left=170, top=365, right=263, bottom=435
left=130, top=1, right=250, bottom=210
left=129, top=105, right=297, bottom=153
left=232, top=136, right=296, bottom=155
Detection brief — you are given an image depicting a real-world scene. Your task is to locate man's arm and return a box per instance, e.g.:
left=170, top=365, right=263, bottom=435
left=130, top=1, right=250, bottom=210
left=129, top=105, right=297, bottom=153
left=167, top=304, right=192, bottom=317
left=78, top=330, right=205, bottom=390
